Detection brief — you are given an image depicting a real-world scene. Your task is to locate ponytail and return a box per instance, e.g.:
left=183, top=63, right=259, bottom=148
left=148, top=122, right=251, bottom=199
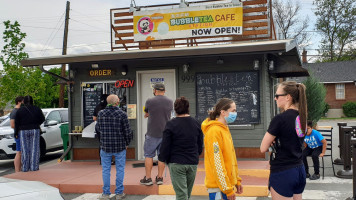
left=297, top=83, right=308, bottom=134
left=208, top=98, right=234, bottom=120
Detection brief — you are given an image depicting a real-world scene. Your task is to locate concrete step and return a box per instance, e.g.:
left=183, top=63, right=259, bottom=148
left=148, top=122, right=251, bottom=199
left=4, top=160, right=270, bottom=197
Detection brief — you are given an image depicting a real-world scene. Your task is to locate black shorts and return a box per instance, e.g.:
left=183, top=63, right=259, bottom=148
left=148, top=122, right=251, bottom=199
left=269, top=165, right=306, bottom=197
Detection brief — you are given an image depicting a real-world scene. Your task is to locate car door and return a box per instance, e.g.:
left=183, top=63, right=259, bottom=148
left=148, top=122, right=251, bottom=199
left=42, top=110, right=62, bottom=149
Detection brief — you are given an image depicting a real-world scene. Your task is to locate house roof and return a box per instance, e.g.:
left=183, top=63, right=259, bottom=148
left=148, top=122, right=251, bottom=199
left=290, top=60, right=356, bottom=83
left=21, top=39, right=308, bottom=77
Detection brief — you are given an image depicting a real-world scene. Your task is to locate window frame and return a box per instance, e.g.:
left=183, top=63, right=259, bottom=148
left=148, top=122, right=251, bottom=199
left=335, top=83, right=345, bottom=100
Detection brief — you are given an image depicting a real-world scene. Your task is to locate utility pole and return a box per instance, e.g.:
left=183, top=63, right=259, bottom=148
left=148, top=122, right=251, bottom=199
left=59, top=1, right=70, bottom=108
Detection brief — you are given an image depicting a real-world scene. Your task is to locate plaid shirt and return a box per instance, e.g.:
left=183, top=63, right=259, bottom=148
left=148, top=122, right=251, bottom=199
left=97, top=106, right=133, bottom=153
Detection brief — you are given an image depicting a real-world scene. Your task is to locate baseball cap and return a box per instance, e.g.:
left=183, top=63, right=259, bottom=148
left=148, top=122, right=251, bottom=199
left=153, top=83, right=165, bottom=91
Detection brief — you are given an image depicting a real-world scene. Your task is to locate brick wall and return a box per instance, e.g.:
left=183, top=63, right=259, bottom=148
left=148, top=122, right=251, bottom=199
left=325, top=83, right=356, bottom=109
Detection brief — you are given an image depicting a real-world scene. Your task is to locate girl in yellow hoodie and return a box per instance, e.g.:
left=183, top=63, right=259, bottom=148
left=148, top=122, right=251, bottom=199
left=201, top=98, right=243, bottom=200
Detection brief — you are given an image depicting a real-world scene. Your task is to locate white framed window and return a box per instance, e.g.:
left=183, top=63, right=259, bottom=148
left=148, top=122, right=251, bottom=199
left=335, top=83, right=345, bottom=99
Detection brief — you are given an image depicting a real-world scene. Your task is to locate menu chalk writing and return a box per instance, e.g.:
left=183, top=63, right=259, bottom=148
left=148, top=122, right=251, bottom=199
left=196, top=72, right=260, bottom=125
left=83, top=83, right=103, bottom=127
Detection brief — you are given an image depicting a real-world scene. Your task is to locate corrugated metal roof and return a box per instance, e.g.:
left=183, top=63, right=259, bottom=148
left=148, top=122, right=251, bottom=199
left=21, top=39, right=299, bottom=66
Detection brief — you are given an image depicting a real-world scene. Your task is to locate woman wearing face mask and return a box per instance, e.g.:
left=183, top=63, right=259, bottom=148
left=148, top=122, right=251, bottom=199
left=260, top=81, right=307, bottom=200
left=201, top=98, right=243, bottom=200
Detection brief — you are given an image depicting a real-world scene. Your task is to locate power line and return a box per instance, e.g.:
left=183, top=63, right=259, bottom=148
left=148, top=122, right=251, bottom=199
left=25, top=42, right=111, bottom=53
left=40, top=11, right=66, bottom=56
left=21, top=25, right=109, bottom=33
left=70, top=18, right=109, bottom=33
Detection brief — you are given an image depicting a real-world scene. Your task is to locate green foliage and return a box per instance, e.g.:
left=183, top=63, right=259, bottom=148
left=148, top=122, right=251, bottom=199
left=323, top=103, right=330, bottom=116
left=0, top=20, right=66, bottom=108
left=303, top=73, right=327, bottom=124
left=314, top=0, right=356, bottom=62
left=342, top=102, right=356, bottom=117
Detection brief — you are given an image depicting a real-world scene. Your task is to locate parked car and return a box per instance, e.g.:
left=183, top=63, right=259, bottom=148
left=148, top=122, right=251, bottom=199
left=0, top=177, right=64, bottom=200
left=0, top=113, right=9, bottom=123
left=0, top=108, right=68, bottom=159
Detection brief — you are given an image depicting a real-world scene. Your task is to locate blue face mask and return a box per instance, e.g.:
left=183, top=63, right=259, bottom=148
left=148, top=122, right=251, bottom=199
left=224, top=112, right=237, bottom=124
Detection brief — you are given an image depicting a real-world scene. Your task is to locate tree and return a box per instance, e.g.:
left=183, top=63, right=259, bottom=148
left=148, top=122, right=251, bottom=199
left=314, top=0, right=356, bottom=62
left=272, top=0, right=310, bottom=46
left=303, top=72, right=327, bottom=124
left=0, top=20, right=65, bottom=109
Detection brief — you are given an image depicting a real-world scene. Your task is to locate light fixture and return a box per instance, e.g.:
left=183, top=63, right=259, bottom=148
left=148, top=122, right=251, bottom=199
left=121, top=65, right=128, bottom=76
left=217, top=58, right=224, bottom=65
left=231, top=0, right=242, bottom=5
left=69, top=69, right=76, bottom=79
left=269, top=60, right=274, bottom=71
left=253, top=60, right=259, bottom=70
left=182, top=64, right=189, bottom=74
left=179, top=0, right=189, bottom=8
left=91, top=64, right=99, bottom=69
left=129, top=0, right=139, bottom=12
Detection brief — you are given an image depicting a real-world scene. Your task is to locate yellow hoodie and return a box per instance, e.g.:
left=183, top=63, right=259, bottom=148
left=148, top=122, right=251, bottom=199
left=201, top=118, right=242, bottom=196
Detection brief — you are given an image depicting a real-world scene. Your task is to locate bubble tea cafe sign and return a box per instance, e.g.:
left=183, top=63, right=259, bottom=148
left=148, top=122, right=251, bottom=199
left=133, top=2, right=243, bottom=42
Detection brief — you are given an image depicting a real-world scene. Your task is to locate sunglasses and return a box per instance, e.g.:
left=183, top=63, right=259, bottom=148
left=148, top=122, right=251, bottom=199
left=274, top=94, right=287, bottom=99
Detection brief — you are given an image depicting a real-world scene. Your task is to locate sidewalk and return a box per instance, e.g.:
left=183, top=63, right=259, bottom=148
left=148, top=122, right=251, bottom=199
left=4, top=160, right=270, bottom=197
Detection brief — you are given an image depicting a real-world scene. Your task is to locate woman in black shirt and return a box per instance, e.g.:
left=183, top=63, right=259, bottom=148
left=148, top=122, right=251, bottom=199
left=159, top=96, right=203, bottom=200
left=260, top=81, right=308, bottom=199
left=15, top=95, right=45, bottom=172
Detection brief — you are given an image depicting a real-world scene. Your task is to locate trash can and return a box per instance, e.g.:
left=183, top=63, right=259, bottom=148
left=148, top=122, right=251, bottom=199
left=60, top=123, right=70, bottom=160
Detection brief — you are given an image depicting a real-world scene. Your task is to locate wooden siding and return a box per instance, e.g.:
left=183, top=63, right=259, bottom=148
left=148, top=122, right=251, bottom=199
left=111, top=0, right=274, bottom=50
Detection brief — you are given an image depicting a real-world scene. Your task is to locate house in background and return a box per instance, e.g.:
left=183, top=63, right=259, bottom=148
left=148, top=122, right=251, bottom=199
left=290, top=60, right=356, bottom=118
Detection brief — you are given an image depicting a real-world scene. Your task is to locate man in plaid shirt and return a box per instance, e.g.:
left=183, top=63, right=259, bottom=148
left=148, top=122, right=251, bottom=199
left=97, top=94, right=133, bottom=200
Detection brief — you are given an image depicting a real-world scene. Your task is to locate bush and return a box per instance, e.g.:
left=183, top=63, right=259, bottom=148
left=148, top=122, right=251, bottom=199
left=342, top=102, right=356, bottom=117
left=323, top=103, right=330, bottom=116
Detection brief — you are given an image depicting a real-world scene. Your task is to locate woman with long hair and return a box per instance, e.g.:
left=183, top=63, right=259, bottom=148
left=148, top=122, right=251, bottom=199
left=15, top=95, right=45, bottom=172
left=159, top=97, right=203, bottom=200
left=260, top=81, right=308, bottom=200
left=202, top=98, right=243, bottom=200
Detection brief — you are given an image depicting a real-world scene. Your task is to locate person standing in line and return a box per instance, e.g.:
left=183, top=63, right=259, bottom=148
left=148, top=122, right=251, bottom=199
left=303, top=120, right=327, bottom=180
left=202, top=98, right=243, bottom=200
left=93, top=94, right=110, bottom=165
left=140, top=83, right=173, bottom=186
left=159, top=97, right=203, bottom=200
left=260, top=81, right=308, bottom=199
left=10, top=96, right=24, bottom=173
left=15, top=95, right=45, bottom=172
left=97, top=94, right=133, bottom=200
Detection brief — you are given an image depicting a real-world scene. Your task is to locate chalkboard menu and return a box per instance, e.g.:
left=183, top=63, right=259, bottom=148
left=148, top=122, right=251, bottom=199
left=196, top=72, right=260, bottom=125
left=83, top=83, right=103, bottom=127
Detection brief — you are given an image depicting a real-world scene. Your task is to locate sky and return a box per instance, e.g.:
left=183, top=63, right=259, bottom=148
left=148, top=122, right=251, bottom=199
left=0, top=0, right=320, bottom=70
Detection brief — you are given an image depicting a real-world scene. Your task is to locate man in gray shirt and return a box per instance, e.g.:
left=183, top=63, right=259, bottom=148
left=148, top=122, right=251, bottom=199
left=140, top=83, right=173, bottom=186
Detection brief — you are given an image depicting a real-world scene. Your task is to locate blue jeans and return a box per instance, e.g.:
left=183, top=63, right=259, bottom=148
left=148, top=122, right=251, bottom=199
left=100, top=149, right=126, bottom=195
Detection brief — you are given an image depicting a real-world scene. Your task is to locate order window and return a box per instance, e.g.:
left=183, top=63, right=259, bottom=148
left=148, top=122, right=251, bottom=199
left=335, top=84, right=345, bottom=99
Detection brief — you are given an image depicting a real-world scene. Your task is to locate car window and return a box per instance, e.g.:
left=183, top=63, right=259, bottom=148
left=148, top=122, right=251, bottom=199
left=46, top=111, right=61, bottom=123
left=0, top=117, right=10, bottom=126
left=59, top=110, right=68, bottom=123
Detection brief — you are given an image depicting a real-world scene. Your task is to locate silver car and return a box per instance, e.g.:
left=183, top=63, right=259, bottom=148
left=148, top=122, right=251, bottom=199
left=0, top=108, right=68, bottom=159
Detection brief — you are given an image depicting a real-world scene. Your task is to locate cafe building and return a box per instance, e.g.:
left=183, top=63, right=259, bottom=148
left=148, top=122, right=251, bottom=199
left=21, top=0, right=308, bottom=161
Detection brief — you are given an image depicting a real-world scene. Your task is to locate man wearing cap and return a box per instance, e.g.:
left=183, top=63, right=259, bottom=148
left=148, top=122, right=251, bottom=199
left=140, top=83, right=173, bottom=186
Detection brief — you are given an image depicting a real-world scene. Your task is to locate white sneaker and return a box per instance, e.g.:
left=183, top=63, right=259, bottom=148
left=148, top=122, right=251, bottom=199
left=115, top=193, right=126, bottom=200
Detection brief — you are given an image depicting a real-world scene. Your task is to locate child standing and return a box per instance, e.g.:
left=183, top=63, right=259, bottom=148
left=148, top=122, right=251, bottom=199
left=303, top=120, right=327, bottom=180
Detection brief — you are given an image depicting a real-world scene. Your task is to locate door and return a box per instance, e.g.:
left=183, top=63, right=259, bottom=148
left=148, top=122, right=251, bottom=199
left=137, top=69, right=176, bottom=160
left=42, top=110, right=63, bottom=149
